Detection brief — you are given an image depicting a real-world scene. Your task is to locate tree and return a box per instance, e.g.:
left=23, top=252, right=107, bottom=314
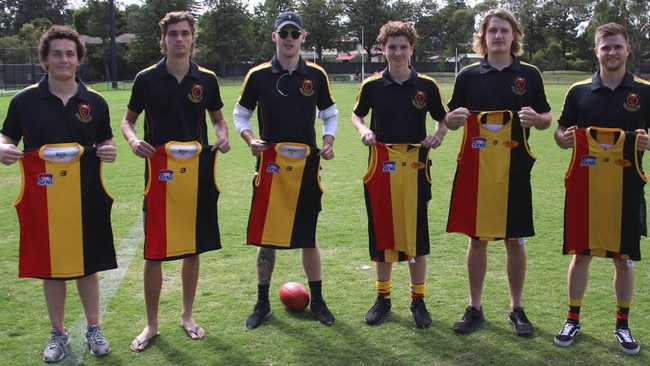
left=197, top=0, right=254, bottom=75
left=298, top=0, right=344, bottom=62
left=504, top=0, right=547, bottom=61
left=541, top=0, right=592, bottom=57
left=343, top=0, right=392, bottom=62
left=14, top=0, right=70, bottom=31
left=124, top=0, right=198, bottom=70
left=72, top=1, right=128, bottom=81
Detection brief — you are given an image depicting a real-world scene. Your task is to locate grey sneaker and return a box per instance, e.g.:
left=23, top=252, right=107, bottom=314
left=85, top=324, right=111, bottom=356
left=43, top=328, right=69, bottom=363
left=614, top=328, right=640, bottom=355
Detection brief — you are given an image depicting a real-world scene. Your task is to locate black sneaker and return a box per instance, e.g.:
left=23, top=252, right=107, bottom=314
left=508, top=307, right=534, bottom=336
left=614, top=327, right=640, bottom=355
left=245, top=301, right=272, bottom=329
left=310, top=300, right=335, bottom=325
left=410, top=298, right=432, bottom=329
left=554, top=320, right=580, bottom=347
left=453, top=306, right=484, bottom=334
left=365, top=296, right=391, bottom=325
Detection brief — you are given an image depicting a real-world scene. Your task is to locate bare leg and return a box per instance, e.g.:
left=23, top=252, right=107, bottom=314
left=301, top=242, right=322, bottom=282
left=43, top=279, right=66, bottom=332
left=76, top=273, right=100, bottom=327
left=132, top=260, right=162, bottom=348
left=408, top=256, right=426, bottom=285
left=613, top=258, right=634, bottom=304
left=180, top=255, right=204, bottom=339
left=467, top=238, right=488, bottom=308
left=257, top=247, right=276, bottom=285
left=504, top=238, right=526, bottom=310
left=567, top=255, right=591, bottom=300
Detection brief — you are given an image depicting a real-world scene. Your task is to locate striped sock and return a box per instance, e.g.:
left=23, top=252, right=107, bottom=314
left=376, top=279, right=392, bottom=299
left=410, top=283, right=426, bottom=300
left=567, top=297, right=582, bottom=323
left=616, top=299, right=632, bottom=329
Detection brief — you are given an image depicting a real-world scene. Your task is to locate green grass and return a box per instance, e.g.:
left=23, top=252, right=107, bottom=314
left=1, top=78, right=650, bottom=365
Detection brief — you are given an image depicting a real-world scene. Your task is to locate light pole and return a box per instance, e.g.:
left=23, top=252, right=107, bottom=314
left=313, top=47, right=316, bottom=63
left=361, top=26, right=364, bottom=81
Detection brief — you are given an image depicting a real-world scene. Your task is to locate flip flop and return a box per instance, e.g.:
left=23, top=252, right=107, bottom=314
left=130, top=332, right=159, bottom=353
left=180, top=324, right=205, bottom=340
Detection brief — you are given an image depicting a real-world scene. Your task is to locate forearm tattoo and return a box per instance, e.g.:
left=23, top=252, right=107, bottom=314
left=257, top=248, right=275, bottom=284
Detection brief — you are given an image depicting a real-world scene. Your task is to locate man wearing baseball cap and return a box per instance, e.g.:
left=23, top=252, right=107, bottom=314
left=275, top=11, right=303, bottom=31
left=233, top=11, right=339, bottom=329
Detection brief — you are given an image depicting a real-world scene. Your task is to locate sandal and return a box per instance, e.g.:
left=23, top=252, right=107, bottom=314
left=130, top=332, right=159, bottom=353
left=180, top=324, right=205, bottom=340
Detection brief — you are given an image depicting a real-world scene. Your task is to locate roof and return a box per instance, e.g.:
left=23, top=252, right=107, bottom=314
left=335, top=53, right=357, bottom=61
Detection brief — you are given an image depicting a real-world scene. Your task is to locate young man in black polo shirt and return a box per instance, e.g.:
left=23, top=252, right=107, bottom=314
left=0, top=25, right=116, bottom=362
left=233, top=11, right=338, bottom=329
left=351, top=21, right=447, bottom=328
left=444, top=8, right=551, bottom=337
left=553, top=22, right=650, bottom=356
left=121, top=11, right=231, bottom=352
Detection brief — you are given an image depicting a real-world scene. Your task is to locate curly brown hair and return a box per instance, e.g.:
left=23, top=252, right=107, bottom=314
left=377, top=21, right=418, bottom=47
left=38, top=26, right=86, bottom=69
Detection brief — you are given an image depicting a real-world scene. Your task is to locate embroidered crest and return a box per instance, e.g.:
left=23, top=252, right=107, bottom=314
left=511, top=76, right=527, bottom=96
left=623, top=92, right=640, bottom=112
left=411, top=90, right=427, bottom=109
left=188, top=83, right=204, bottom=103
left=300, top=79, right=314, bottom=96
left=75, top=103, right=92, bottom=123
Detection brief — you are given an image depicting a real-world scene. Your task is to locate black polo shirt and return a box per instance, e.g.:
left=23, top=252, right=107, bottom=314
left=237, top=55, right=336, bottom=148
left=127, top=57, right=224, bottom=147
left=448, top=56, right=551, bottom=115
left=1, top=76, right=112, bottom=150
left=558, top=70, right=650, bottom=131
left=353, top=67, right=447, bottom=143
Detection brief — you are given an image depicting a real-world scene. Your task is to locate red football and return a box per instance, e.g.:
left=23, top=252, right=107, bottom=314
left=279, top=282, right=310, bottom=312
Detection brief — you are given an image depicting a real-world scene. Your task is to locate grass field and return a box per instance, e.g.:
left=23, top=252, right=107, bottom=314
left=1, top=78, right=650, bottom=365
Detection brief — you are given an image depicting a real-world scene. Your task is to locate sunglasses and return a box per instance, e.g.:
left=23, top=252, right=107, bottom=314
left=277, top=30, right=302, bottom=39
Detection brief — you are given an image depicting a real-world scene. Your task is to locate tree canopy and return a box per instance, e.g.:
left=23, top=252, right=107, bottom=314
left=0, top=0, right=648, bottom=80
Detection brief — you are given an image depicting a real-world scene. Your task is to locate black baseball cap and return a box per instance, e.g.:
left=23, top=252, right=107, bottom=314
left=275, top=11, right=303, bottom=31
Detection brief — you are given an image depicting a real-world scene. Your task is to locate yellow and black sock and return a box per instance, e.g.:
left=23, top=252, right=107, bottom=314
left=616, top=299, right=631, bottom=329
left=376, top=279, right=392, bottom=299
left=410, top=283, right=425, bottom=300
left=567, top=297, right=582, bottom=324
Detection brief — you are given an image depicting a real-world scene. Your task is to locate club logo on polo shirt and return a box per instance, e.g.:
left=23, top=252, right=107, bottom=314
left=188, top=83, right=204, bottom=103
left=412, top=90, right=426, bottom=109
left=300, top=79, right=314, bottom=97
left=624, top=92, right=640, bottom=112
left=511, top=76, right=527, bottom=96
left=75, top=103, right=92, bottom=123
